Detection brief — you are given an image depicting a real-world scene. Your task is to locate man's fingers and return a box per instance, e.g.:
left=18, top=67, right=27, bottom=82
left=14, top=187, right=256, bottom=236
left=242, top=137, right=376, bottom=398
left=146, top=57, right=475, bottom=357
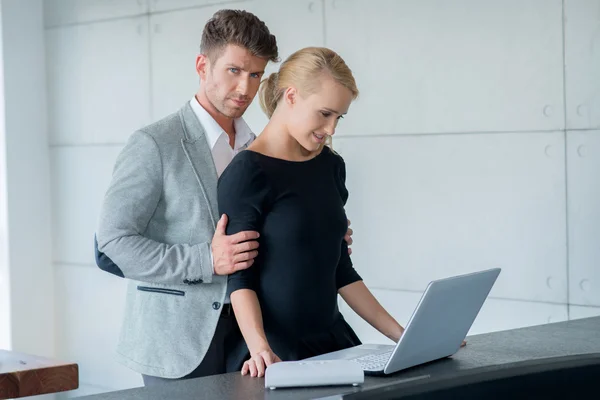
left=234, top=259, right=254, bottom=272
left=234, top=250, right=258, bottom=263
left=347, top=218, right=351, bottom=226
left=348, top=247, right=353, bottom=255
left=233, top=240, right=259, bottom=255
left=230, top=230, right=260, bottom=244
left=347, top=228, right=353, bottom=236
left=215, top=214, right=228, bottom=235
left=345, top=235, right=353, bottom=246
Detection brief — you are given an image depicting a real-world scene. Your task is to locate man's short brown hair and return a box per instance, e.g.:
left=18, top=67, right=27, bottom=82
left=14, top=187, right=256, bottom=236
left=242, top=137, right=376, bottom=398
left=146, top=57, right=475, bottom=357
left=200, top=9, right=279, bottom=63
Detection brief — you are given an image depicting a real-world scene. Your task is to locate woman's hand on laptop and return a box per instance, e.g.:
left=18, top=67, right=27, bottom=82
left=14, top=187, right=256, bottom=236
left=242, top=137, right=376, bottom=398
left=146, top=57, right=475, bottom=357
left=242, top=348, right=282, bottom=377
left=339, top=281, right=405, bottom=342
left=461, top=340, right=467, bottom=347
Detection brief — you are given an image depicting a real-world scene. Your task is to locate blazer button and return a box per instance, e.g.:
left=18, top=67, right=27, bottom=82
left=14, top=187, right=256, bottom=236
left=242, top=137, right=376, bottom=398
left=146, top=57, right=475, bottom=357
left=183, top=279, right=190, bottom=284
left=212, top=302, right=221, bottom=310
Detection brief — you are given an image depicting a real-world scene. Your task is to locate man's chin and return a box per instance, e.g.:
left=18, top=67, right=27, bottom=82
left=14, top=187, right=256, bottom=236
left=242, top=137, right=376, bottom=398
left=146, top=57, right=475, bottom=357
left=219, top=106, right=246, bottom=119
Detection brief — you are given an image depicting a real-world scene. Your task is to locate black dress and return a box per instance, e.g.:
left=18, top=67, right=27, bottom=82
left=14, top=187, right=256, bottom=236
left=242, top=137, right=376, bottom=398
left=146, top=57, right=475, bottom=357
left=217, top=146, right=362, bottom=371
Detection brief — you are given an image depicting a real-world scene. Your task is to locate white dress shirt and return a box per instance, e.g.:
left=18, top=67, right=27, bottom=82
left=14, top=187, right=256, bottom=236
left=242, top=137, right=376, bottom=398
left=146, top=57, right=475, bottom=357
left=190, top=96, right=255, bottom=303
left=190, top=96, right=254, bottom=177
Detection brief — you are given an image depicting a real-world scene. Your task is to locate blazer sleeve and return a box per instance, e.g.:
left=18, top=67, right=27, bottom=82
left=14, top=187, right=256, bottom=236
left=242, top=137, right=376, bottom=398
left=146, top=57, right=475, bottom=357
left=217, top=153, right=270, bottom=294
left=94, top=234, right=124, bottom=278
left=334, top=154, right=362, bottom=290
left=95, top=130, right=214, bottom=285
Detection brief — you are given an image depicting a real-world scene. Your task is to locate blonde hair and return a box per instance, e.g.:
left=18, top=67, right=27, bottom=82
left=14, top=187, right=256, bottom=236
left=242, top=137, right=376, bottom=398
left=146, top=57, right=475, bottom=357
left=258, top=47, right=359, bottom=119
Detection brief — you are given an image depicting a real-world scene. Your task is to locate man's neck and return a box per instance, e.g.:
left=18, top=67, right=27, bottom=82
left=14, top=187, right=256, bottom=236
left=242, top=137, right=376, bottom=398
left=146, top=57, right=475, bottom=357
left=195, top=93, right=236, bottom=142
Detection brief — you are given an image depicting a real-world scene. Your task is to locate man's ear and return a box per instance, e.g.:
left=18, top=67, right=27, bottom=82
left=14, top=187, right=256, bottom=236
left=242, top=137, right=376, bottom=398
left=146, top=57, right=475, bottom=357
left=196, top=54, right=209, bottom=80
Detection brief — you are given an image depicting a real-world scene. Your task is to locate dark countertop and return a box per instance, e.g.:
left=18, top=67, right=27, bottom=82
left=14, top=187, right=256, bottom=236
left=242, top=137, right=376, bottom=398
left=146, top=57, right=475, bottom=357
left=76, top=316, right=600, bottom=400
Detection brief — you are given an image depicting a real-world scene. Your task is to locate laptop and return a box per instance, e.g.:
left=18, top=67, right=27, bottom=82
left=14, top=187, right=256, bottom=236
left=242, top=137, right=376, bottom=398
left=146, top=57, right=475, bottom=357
left=308, top=268, right=501, bottom=375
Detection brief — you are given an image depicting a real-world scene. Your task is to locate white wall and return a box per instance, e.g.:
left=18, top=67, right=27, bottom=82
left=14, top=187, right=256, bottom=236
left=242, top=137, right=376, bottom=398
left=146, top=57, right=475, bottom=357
left=0, top=0, right=54, bottom=358
left=40, top=0, right=600, bottom=397
left=0, top=0, right=9, bottom=352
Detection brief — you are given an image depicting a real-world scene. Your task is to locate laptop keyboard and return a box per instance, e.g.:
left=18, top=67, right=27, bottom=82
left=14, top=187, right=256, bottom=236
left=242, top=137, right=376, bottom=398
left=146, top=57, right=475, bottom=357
left=350, top=350, right=393, bottom=371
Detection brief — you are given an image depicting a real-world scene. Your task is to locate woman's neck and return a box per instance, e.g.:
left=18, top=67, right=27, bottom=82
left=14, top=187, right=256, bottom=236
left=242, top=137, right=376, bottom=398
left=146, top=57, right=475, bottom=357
left=252, top=120, right=320, bottom=162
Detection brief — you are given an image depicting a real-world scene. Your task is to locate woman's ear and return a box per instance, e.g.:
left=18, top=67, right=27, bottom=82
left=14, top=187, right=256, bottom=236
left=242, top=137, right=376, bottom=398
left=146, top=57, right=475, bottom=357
left=283, top=86, right=298, bottom=107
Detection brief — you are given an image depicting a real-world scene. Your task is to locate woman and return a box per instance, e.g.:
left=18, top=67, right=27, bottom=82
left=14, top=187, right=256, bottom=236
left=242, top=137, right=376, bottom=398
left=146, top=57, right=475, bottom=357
left=217, top=47, right=405, bottom=378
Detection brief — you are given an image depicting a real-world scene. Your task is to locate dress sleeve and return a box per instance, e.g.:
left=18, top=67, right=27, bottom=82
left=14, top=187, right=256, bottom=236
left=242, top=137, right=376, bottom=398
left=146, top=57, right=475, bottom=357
left=333, top=153, right=363, bottom=290
left=217, top=152, right=271, bottom=293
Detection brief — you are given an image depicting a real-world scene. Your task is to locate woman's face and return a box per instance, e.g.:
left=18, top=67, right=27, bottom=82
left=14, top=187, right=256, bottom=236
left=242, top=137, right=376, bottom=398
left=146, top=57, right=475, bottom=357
left=285, top=75, right=354, bottom=154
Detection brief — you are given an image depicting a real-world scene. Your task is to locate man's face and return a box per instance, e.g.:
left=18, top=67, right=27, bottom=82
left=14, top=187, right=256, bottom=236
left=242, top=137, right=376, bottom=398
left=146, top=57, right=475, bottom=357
left=196, top=44, right=268, bottom=119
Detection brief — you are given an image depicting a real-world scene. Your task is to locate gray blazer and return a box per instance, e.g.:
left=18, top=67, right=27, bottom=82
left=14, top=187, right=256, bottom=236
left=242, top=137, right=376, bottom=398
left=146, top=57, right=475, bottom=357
left=96, top=103, right=235, bottom=378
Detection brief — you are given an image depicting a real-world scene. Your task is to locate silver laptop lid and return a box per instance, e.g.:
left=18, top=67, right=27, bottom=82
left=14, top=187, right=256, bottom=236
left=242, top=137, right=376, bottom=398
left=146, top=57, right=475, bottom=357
left=384, top=268, right=501, bottom=374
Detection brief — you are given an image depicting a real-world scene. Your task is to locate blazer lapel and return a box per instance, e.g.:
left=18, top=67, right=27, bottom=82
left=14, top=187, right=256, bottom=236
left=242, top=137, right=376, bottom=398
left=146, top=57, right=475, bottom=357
left=178, top=103, right=219, bottom=228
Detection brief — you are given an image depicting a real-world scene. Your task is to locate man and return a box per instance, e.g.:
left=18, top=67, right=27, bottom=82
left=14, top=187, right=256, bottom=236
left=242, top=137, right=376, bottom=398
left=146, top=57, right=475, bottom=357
left=95, top=9, right=353, bottom=385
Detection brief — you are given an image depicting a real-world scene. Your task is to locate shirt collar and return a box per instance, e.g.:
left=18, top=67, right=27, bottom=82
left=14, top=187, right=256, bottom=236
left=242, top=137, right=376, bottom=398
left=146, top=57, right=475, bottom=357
left=190, top=96, right=254, bottom=150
